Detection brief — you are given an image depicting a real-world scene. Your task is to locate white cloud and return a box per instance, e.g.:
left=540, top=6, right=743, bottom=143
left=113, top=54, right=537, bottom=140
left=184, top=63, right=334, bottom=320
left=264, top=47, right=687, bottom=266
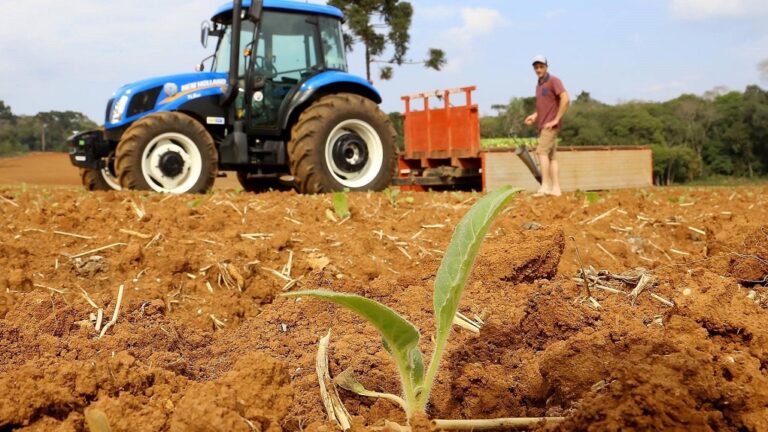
left=443, top=8, right=505, bottom=46
left=670, top=0, right=768, bottom=20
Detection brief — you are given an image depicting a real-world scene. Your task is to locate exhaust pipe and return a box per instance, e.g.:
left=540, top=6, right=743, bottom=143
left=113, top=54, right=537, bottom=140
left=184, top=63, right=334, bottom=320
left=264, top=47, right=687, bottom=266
left=515, top=145, right=542, bottom=184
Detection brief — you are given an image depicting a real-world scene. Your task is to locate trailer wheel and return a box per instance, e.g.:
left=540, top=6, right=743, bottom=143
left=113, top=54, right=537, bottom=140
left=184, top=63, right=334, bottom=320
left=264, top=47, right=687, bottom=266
left=80, top=155, right=121, bottom=191
left=115, top=112, right=217, bottom=194
left=236, top=172, right=291, bottom=193
left=287, top=93, right=397, bottom=194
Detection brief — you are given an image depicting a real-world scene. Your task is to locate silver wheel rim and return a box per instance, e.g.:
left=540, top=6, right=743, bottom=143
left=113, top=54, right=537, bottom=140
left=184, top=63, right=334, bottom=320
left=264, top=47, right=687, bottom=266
left=140, top=132, right=203, bottom=193
left=324, top=119, right=384, bottom=189
left=101, top=156, right=121, bottom=190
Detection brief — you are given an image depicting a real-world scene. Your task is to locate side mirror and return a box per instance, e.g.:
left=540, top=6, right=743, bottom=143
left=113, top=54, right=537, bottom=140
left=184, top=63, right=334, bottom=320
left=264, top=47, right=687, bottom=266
left=200, top=21, right=211, bottom=48
left=248, top=0, right=263, bottom=21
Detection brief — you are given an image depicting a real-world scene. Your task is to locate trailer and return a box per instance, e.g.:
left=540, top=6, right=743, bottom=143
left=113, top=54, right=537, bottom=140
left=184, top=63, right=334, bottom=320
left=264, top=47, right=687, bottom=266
left=393, top=87, right=653, bottom=192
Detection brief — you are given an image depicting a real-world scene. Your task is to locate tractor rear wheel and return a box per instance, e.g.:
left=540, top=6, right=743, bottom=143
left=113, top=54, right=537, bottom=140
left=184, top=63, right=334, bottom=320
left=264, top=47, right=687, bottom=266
left=115, top=112, right=217, bottom=194
left=287, top=93, right=397, bottom=194
left=236, top=172, right=291, bottom=193
left=80, top=155, right=121, bottom=191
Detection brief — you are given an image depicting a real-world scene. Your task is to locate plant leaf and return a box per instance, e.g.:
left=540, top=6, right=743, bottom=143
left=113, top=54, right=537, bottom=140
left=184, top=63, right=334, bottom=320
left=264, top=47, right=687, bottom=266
left=332, top=192, right=350, bottom=219
left=433, top=186, right=520, bottom=344
left=334, top=368, right=408, bottom=412
left=285, top=290, right=423, bottom=398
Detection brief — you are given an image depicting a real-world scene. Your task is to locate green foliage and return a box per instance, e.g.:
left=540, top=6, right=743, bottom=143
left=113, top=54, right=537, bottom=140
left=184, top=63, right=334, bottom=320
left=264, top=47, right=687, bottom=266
left=383, top=187, right=400, bottom=207
left=186, top=198, right=203, bottom=208
left=0, top=99, right=97, bottom=157
left=332, top=191, right=351, bottom=219
left=328, top=0, right=446, bottom=81
left=286, top=187, right=520, bottom=415
left=585, top=191, right=600, bottom=204
left=650, top=144, right=700, bottom=185
left=388, top=112, right=405, bottom=151
left=284, top=290, right=424, bottom=410
left=481, top=85, right=768, bottom=183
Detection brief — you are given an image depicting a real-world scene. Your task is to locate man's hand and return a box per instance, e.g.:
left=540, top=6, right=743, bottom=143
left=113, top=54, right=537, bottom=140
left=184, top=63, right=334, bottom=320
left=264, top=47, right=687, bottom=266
left=543, top=119, right=559, bottom=129
left=524, top=114, right=537, bottom=125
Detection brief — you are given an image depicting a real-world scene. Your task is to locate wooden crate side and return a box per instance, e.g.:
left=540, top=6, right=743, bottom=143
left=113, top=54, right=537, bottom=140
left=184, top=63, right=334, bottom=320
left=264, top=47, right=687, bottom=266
left=484, top=148, right=653, bottom=192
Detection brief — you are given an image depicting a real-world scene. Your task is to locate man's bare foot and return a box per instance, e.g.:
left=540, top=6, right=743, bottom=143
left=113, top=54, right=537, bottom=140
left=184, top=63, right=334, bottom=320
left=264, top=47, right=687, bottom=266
left=547, top=189, right=562, bottom=197
left=533, top=188, right=551, bottom=197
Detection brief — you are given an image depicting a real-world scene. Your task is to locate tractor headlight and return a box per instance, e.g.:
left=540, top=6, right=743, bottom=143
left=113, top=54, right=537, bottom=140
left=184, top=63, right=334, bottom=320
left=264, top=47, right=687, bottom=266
left=110, top=95, right=129, bottom=124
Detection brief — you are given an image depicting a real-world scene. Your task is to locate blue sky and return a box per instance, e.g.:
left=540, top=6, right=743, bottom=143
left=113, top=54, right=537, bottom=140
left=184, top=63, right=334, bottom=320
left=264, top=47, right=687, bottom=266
left=1, top=0, right=767, bottom=123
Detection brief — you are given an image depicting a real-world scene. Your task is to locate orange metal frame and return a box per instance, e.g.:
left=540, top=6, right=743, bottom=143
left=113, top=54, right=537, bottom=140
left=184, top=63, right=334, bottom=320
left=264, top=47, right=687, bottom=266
left=401, top=86, right=481, bottom=160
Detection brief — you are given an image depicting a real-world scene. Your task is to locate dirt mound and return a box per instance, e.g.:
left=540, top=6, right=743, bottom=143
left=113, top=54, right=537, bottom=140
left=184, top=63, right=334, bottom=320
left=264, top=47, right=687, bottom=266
left=547, top=269, right=768, bottom=431
left=1, top=185, right=767, bottom=431
left=728, top=226, right=768, bottom=284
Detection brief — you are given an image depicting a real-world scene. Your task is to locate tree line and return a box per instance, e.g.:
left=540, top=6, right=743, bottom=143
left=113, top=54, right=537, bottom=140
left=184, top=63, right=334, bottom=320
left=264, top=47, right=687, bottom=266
left=0, top=101, right=97, bottom=157
left=481, top=85, right=768, bottom=184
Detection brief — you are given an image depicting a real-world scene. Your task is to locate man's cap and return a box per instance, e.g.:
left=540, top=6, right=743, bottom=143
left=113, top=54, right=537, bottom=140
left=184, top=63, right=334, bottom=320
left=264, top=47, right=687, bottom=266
left=532, top=55, right=548, bottom=65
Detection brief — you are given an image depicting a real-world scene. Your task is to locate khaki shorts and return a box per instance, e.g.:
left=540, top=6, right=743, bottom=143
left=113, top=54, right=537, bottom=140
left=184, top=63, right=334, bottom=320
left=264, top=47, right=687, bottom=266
left=536, top=128, right=559, bottom=160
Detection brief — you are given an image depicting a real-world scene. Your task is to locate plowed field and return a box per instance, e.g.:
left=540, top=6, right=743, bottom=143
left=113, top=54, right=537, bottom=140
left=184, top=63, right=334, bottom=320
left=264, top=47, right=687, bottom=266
left=0, top=159, right=766, bottom=431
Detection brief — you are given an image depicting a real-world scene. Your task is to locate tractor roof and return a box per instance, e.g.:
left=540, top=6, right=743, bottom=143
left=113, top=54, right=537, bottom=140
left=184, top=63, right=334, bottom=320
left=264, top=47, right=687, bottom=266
left=212, top=0, right=343, bottom=22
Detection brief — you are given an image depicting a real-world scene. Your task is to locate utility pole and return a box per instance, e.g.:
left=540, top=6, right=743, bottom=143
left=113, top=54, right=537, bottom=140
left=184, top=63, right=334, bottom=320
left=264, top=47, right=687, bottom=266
left=41, top=124, right=47, bottom=152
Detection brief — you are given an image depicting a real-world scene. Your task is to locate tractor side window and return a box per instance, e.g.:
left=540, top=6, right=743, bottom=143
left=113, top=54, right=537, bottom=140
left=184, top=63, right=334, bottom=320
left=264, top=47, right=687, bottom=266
left=320, top=17, right=347, bottom=72
left=212, top=21, right=257, bottom=76
left=272, top=33, right=316, bottom=81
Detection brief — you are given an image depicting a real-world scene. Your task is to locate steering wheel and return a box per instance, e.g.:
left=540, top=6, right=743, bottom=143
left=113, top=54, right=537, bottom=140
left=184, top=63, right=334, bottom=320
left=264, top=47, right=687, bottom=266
left=254, top=55, right=278, bottom=79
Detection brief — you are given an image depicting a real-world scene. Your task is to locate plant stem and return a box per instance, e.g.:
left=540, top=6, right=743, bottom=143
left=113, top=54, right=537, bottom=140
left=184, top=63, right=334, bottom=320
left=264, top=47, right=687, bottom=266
left=432, top=417, right=566, bottom=430
left=397, top=362, right=419, bottom=416
left=417, top=336, right=447, bottom=409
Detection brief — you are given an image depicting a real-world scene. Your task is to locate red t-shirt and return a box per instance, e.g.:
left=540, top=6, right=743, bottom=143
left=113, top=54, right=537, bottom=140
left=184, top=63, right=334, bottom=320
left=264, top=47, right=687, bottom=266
left=536, top=74, right=566, bottom=130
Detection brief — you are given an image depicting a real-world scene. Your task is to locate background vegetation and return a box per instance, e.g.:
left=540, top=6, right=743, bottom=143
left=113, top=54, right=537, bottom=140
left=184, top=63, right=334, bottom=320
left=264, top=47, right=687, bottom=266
left=0, top=100, right=96, bottom=157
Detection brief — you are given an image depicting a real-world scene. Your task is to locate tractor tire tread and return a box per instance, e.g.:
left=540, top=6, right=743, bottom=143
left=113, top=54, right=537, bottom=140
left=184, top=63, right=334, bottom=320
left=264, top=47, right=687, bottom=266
left=287, top=93, right=397, bottom=194
left=115, top=112, right=217, bottom=193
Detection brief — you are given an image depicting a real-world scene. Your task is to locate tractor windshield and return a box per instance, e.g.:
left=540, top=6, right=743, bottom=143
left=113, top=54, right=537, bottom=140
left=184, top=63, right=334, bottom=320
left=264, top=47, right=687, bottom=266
left=210, top=12, right=347, bottom=76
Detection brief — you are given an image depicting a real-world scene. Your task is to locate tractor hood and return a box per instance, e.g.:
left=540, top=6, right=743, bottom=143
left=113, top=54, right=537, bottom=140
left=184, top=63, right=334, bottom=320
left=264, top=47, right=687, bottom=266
left=105, top=71, right=228, bottom=129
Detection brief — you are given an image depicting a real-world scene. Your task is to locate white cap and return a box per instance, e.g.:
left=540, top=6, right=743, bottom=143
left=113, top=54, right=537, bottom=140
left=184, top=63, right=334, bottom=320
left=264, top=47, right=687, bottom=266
left=532, top=55, right=548, bottom=65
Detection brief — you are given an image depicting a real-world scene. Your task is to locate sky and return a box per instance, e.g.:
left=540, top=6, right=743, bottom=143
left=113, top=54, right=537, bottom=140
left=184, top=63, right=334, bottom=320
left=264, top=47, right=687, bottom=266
left=1, top=0, right=767, bottom=123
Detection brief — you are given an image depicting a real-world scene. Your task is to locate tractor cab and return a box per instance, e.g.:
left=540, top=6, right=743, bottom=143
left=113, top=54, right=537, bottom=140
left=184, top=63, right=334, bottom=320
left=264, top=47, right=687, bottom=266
left=68, top=0, right=396, bottom=195
left=205, top=1, right=348, bottom=131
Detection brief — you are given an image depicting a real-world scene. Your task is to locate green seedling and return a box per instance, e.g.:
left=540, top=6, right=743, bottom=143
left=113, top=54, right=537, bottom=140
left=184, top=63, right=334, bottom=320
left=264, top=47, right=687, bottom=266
left=332, top=191, right=351, bottom=219
left=383, top=187, right=400, bottom=207
left=585, top=191, right=600, bottom=204
left=286, top=186, right=521, bottom=417
left=186, top=197, right=203, bottom=208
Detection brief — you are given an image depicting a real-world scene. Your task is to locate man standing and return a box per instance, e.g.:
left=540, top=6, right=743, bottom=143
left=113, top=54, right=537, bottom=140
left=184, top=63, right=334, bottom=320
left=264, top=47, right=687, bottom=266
left=524, top=55, right=569, bottom=196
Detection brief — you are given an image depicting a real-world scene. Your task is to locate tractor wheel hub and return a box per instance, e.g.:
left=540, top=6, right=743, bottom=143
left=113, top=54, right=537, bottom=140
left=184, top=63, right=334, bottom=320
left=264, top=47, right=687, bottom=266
left=158, top=151, right=185, bottom=178
left=332, top=133, right=368, bottom=173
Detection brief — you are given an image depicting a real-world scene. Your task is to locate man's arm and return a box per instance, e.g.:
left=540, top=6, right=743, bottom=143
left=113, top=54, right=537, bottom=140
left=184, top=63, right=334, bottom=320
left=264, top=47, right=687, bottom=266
left=543, top=91, right=569, bottom=129
left=524, top=112, right=538, bottom=125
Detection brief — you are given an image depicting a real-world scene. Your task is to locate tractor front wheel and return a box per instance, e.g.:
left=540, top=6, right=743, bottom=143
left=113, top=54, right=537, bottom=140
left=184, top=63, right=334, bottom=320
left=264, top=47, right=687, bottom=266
left=80, top=154, right=121, bottom=191
left=115, top=112, right=217, bottom=194
left=287, top=93, right=397, bottom=194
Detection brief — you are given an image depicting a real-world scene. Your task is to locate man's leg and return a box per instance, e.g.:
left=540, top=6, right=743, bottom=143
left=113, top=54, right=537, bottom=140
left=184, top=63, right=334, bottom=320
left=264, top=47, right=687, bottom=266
left=549, top=159, right=562, bottom=196
left=537, top=153, right=552, bottom=194
left=535, top=128, right=556, bottom=194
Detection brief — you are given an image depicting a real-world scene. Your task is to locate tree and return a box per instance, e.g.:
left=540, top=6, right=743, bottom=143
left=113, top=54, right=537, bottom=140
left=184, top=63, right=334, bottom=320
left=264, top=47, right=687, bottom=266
left=328, top=0, right=446, bottom=82
left=0, top=101, right=13, bottom=121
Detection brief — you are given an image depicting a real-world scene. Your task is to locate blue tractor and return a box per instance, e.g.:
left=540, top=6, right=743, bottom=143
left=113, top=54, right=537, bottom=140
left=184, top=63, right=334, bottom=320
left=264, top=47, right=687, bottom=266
left=68, top=0, right=397, bottom=194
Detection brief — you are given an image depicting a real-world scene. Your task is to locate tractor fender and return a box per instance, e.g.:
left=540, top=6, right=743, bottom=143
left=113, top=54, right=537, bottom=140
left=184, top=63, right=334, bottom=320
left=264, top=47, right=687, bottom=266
left=278, top=71, right=382, bottom=132
left=173, top=95, right=229, bottom=128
